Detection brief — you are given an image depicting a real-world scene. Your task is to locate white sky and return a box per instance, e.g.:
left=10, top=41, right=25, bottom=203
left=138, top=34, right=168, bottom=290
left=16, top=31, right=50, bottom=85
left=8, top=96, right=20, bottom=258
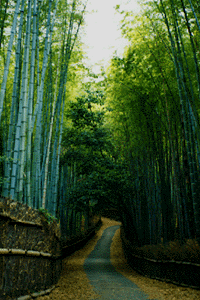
left=81, top=0, right=141, bottom=73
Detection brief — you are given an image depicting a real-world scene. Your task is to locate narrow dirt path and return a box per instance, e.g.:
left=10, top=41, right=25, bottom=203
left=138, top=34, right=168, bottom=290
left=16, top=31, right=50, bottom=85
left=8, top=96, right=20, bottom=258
left=36, top=218, right=200, bottom=300
left=84, top=225, right=155, bottom=299
left=35, top=218, right=120, bottom=300
left=111, top=228, right=200, bottom=300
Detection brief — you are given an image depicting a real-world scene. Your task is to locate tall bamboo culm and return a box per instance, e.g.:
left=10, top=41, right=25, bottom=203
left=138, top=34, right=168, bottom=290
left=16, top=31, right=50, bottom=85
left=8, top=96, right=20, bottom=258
left=0, top=0, right=88, bottom=236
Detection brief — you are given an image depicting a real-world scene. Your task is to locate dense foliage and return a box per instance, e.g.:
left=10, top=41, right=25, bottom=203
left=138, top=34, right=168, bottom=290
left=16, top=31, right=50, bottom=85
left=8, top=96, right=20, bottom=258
left=106, top=0, right=200, bottom=245
left=57, top=86, right=138, bottom=238
left=1, top=0, right=200, bottom=250
left=0, top=0, right=91, bottom=238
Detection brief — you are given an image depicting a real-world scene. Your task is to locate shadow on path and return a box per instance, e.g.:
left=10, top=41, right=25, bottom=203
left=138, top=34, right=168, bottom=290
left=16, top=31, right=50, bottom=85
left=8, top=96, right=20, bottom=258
left=84, top=225, right=157, bottom=300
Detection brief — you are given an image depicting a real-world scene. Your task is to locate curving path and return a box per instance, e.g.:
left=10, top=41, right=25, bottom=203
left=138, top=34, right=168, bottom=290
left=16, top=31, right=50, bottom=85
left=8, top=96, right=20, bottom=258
left=84, top=225, right=158, bottom=300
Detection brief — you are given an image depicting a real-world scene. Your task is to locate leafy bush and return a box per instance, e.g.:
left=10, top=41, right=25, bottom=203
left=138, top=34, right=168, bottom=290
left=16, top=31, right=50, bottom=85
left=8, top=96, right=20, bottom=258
left=38, top=208, right=58, bottom=224
left=66, top=167, right=135, bottom=214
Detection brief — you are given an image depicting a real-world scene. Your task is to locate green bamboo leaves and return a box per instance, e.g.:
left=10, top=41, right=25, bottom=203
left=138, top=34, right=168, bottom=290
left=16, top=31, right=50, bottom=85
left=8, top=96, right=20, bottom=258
left=0, top=0, right=87, bottom=224
left=107, top=0, right=200, bottom=245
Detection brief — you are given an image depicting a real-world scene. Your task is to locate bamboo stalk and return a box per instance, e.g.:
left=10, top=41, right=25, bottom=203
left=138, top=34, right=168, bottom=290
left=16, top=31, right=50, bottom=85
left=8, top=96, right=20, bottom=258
left=0, top=0, right=21, bottom=121
left=26, top=0, right=38, bottom=206
left=18, top=0, right=32, bottom=202
left=42, top=69, right=58, bottom=209
left=3, top=0, right=25, bottom=197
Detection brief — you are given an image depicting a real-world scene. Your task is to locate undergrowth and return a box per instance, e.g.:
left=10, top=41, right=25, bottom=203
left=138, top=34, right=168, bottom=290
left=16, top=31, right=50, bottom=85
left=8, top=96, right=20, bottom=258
left=131, top=239, right=200, bottom=264
left=38, top=208, right=58, bottom=224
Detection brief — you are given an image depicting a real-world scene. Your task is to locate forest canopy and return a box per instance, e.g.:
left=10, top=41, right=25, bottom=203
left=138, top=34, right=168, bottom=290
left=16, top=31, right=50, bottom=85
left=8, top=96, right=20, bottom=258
left=0, top=0, right=200, bottom=247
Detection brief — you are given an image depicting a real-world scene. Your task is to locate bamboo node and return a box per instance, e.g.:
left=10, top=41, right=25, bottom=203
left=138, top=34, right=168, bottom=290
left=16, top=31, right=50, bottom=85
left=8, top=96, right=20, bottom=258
left=40, top=252, right=51, bottom=257
left=11, top=249, right=26, bottom=255
left=0, top=248, right=9, bottom=254
left=26, top=250, right=40, bottom=256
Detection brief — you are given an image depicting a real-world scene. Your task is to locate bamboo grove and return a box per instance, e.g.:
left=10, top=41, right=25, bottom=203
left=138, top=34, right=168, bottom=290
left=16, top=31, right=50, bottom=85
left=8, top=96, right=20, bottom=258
left=0, top=0, right=96, bottom=238
left=1, top=0, right=200, bottom=247
left=106, top=0, right=200, bottom=246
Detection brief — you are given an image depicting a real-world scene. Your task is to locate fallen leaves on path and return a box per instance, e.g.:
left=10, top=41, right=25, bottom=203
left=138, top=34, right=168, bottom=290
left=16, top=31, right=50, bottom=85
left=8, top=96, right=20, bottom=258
left=35, top=217, right=120, bottom=300
left=110, top=228, right=200, bottom=300
left=36, top=218, right=200, bottom=300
